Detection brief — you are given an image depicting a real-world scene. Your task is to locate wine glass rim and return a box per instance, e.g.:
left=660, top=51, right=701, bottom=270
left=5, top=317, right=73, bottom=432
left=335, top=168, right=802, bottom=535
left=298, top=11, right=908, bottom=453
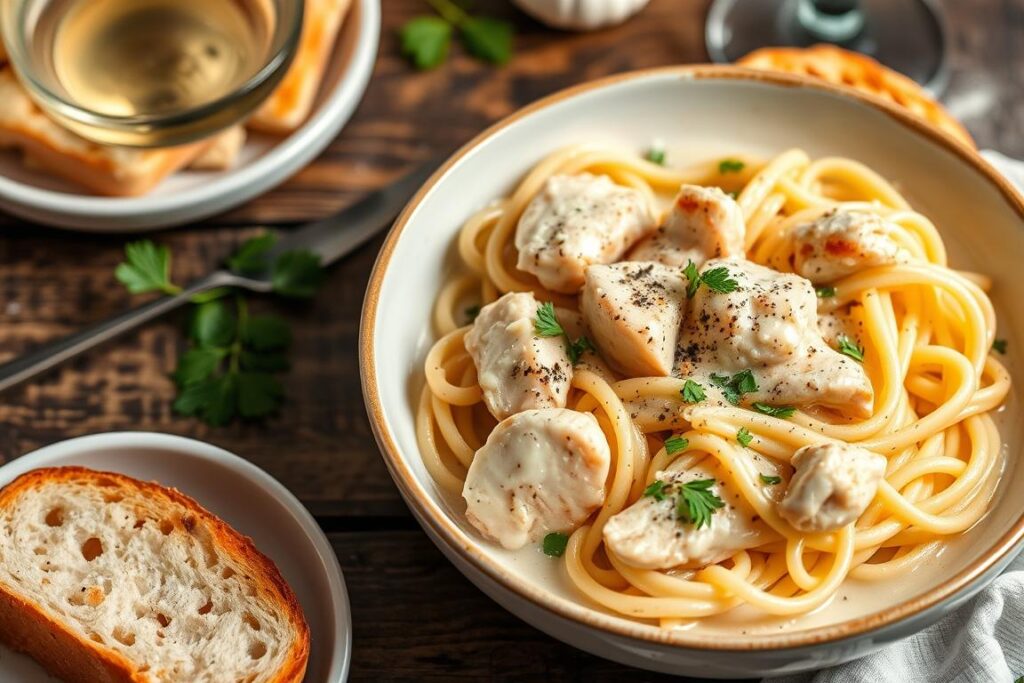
left=0, top=0, right=305, bottom=132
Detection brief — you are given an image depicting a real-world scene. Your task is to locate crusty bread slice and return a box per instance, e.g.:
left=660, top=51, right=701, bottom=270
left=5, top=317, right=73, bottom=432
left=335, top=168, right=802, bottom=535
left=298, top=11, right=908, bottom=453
left=0, top=68, right=209, bottom=196
left=738, top=45, right=975, bottom=148
left=0, top=467, right=309, bottom=683
left=248, top=0, right=353, bottom=134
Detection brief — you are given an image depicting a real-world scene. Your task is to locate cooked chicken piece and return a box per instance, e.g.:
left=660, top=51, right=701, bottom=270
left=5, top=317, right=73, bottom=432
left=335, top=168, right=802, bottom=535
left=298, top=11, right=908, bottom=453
left=463, top=409, right=611, bottom=549
left=557, top=308, right=616, bottom=382
left=676, top=259, right=874, bottom=417
left=465, top=292, right=572, bottom=420
left=603, top=462, right=766, bottom=570
left=629, top=185, right=746, bottom=267
left=778, top=443, right=887, bottom=532
left=793, top=209, right=909, bottom=283
left=581, top=262, right=687, bottom=377
left=515, top=173, right=654, bottom=293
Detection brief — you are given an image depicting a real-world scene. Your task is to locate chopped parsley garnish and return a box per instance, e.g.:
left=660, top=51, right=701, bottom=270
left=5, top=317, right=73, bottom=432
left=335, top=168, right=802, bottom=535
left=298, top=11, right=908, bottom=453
left=675, top=479, right=725, bottom=529
left=645, top=145, right=666, bottom=165
left=837, top=336, right=865, bottom=362
left=534, top=301, right=564, bottom=337
left=993, top=338, right=1008, bottom=354
left=567, top=336, right=595, bottom=364
left=664, top=435, right=689, bottom=455
left=815, top=285, right=837, bottom=298
left=464, top=304, right=481, bottom=323
left=681, top=379, right=706, bottom=403
left=718, top=159, right=745, bottom=174
left=710, top=369, right=758, bottom=405
left=759, top=474, right=783, bottom=486
left=752, top=402, right=796, bottom=419
left=542, top=532, right=569, bottom=557
left=736, top=427, right=753, bottom=447
left=683, top=260, right=739, bottom=297
left=643, top=479, right=668, bottom=501
left=534, top=302, right=593, bottom=366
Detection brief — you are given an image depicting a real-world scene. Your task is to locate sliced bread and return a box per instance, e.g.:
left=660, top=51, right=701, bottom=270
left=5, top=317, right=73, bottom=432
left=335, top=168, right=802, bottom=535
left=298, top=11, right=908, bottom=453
left=0, top=467, right=309, bottom=683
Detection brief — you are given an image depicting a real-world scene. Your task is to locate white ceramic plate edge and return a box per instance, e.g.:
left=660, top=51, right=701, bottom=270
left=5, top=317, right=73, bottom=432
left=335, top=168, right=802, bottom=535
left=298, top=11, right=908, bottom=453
left=0, top=432, right=352, bottom=683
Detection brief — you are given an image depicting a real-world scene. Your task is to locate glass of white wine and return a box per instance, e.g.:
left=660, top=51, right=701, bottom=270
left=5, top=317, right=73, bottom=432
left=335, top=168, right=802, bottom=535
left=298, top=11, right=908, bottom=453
left=0, top=0, right=303, bottom=147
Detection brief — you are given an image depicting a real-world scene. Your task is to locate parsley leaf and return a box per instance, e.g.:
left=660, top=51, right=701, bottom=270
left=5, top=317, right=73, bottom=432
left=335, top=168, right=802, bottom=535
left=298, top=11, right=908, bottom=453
left=837, top=335, right=865, bottom=362
left=460, top=16, right=513, bottom=64
left=237, top=371, right=284, bottom=419
left=683, top=261, right=739, bottom=296
left=645, top=145, right=666, bottom=165
left=227, top=233, right=277, bottom=274
left=272, top=250, right=326, bottom=298
left=567, top=336, right=595, bottom=364
left=115, top=241, right=181, bottom=295
left=815, top=285, right=837, bottom=298
left=399, top=16, right=452, bottom=69
left=643, top=480, right=668, bottom=501
left=737, top=427, right=753, bottom=447
left=664, top=435, right=689, bottom=455
left=675, top=479, right=725, bottom=529
left=753, top=402, right=796, bottom=419
left=711, top=369, right=758, bottom=405
left=993, top=338, right=1008, bottom=354
left=759, top=473, right=783, bottom=486
left=190, top=300, right=236, bottom=348
left=173, top=374, right=238, bottom=427
left=699, top=266, right=739, bottom=293
left=173, top=348, right=226, bottom=387
left=718, top=159, right=745, bottom=174
left=683, top=260, right=701, bottom=298
left=534, top=301, right=564, bottom=337
left=465, top=304, right=481, bottom=323
left=681, top=379, right=705, bottom=403
left=542, top=532, right=569, bottom=557
left=242, top=314, right=291, bottom=351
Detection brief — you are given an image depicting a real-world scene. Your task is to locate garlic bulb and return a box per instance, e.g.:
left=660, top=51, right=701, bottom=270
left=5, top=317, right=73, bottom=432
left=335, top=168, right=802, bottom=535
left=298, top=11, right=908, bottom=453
left=512, top=0, right=651, bottom=31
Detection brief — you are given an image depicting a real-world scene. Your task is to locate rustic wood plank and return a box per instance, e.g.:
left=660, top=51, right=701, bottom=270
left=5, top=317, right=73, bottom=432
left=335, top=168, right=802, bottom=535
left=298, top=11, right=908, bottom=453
left=333, top=529, right=722, bottom=681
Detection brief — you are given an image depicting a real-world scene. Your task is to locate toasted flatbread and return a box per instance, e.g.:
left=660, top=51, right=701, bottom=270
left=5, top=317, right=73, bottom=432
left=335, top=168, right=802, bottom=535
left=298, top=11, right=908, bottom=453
left=189, top=125, right=247, bottom=171
left=738, top=45, right=974, bottom=148
left=248, top=0, right=353, bottom=134
left=0, top=68, right=210, bottom=196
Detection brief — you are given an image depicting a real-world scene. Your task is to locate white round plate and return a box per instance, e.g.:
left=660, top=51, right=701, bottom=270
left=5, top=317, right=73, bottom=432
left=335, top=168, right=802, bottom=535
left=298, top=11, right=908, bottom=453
left=0, top=432, right=351, bottom=682
left=0, top=0, right=380, bottom=232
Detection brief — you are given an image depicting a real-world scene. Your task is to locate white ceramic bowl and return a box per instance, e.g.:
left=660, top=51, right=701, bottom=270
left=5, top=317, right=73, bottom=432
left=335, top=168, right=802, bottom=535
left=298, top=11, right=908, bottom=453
left=0, top=433, right=350, bottom=682
left=360, top=66, right=1024, bottom=678
left=0, top=0, right=380, bottom=232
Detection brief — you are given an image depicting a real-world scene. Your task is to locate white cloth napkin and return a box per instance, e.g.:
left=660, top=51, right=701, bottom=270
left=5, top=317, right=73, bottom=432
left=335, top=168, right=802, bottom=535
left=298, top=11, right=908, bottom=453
left=767, top=150, right=1024, bottom=683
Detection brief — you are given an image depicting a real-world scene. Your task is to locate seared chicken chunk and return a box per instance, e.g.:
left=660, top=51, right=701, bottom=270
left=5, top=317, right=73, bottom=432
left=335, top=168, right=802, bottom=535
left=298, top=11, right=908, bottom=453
left=515, top=173, right=654, bottom=293
left=793, top=209, right=909, bottom=283
left=463, top=409, right=611, bottom=549
left=629, top=185, right=745, bottom=267
left=778, top=443, right=887, bottom=532
left=676, top=259, right=874, bottom=417
left=581, top=262, right=687, bottom=377
left=465, top=292, right=572, bottom=420
left=603, top=463, right=764, bottom=570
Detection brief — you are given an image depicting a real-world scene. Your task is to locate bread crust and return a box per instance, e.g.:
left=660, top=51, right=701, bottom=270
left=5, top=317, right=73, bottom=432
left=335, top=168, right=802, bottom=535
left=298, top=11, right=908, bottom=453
left=249, top=0, right=354, bottom=133
left=738, top=45, right=974, bottom=149
left=0, top=467, right=310, bottom=683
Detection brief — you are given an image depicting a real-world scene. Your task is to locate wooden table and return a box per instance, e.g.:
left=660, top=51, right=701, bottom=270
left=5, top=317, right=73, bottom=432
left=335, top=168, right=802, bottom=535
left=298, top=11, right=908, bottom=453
left=1, top=0, right=1021, bottom=679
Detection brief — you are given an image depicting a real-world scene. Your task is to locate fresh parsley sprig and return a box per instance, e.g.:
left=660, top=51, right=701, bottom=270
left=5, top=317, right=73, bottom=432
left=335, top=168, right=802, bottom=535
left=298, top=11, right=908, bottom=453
left=682, top=260, right=739, bottom=298
left=643, top=478, right=725, bottom=529
left=759, top=473, right=782, bottom=486
left=737, top=427, right=753, bottom=447
left=710, top=369, right=758, bottom=405
left=542, top=532, right=569, bottom=557
left=664, top=435, right=689, bottom=455
left=681, top=379, right=705, bottom=403
left=753, top=402, right=796, bottom=419
left=115, top=236, right=326, bottom=426
left=837, top=335, right=865, bottom=363
left=400, top=0, right=513, bottom=70
left=534, top=301, right=595, bottom=366
left=718, top=159, right=745, bottom=174
left=816, top=285, right=837, bottom=298
left=645, top=144, right=666, bottom=166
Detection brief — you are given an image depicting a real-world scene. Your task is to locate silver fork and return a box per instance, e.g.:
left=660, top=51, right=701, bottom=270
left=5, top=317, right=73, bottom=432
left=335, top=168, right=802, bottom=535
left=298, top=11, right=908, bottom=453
left=0, top=161, right=435, bottom=394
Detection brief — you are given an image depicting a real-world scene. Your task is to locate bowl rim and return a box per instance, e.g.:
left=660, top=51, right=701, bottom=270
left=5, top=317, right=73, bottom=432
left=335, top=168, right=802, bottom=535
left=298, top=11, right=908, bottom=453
left=359, top=64, right=1024, bottom=652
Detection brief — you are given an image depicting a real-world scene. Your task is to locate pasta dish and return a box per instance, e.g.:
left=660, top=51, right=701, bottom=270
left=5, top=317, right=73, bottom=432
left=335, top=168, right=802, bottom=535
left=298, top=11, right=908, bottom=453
left=416, top=145, right=1009, bottom=626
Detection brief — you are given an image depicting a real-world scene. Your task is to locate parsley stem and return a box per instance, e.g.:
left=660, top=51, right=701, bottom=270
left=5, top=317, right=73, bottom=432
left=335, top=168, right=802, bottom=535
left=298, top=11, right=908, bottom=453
left=229, top=296, right=249, bottom=374
left=425, top=0, right=467, bottom=25
left=162, top=283, right=183, bottom=296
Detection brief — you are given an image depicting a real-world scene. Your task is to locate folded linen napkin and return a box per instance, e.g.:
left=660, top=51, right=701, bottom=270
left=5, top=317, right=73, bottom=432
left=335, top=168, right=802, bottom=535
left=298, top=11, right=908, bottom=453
left=767, top=150, right=1024, bottom=683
